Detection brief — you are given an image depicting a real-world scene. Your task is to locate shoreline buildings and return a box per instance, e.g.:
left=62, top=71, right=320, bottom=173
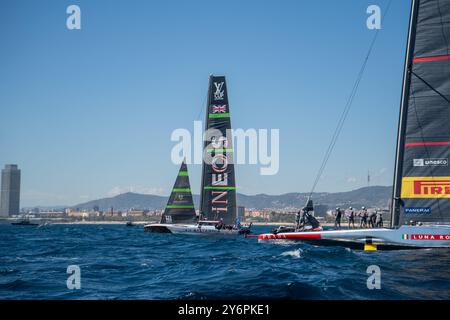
left=0, top=164, right=21, bottom=217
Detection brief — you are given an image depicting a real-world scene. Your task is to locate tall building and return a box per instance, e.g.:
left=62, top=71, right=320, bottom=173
left=0, top=164, right=21, bottom=217
left=238, top=206, right=245, bottom=219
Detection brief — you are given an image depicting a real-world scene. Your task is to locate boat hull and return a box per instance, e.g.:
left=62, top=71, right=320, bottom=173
left=144, top=223, right=249, bottom=236
left=144, top=223, right=173, bottom=233
left=257, top=225, right=450, bottom=250
left=11, top=222, right=39, bottom=226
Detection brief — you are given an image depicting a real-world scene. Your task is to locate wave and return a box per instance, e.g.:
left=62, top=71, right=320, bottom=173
left=1, top=224, right=449, bottom=299
left=280, top=249, right=302, bottom=259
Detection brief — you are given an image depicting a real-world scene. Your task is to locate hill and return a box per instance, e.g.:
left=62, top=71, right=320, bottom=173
left=71, top=186, right=392, bottom=211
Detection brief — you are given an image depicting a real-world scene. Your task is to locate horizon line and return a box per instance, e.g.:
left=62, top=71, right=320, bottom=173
left=22, top=185, right=392, bottom=208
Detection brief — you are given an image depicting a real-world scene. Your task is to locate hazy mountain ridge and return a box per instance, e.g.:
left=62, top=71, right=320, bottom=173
left=70, top=186, right=391, bottom=211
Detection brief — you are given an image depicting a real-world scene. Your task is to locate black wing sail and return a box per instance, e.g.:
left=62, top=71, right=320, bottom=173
left=394, top=0, right=450, bottom=225
left=199, top=75, right=237, bottom=225
left=161, top=161, right=197, bottom=224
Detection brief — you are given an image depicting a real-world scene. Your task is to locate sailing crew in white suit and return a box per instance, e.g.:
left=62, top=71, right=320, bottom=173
left=347, top=207, right=355, bottom=229
left=376, top=210, right=383, bottom=228
left=295, top=211, right=301, bottom=229
left=359, top=207, right=368, bottom=228
left=369, top=210, right=377, bottom=228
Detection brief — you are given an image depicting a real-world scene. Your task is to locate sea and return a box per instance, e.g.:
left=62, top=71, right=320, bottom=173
left=0, top=224, right=449, bottom=300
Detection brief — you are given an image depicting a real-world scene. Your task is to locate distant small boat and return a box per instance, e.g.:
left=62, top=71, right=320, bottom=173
left=126, top=221, right=134, bottom=226
left=11, top=219, right=39, bottom=226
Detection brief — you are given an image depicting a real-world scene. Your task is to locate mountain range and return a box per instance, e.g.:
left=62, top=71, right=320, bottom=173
left=71, top=185, right=392, bottom=212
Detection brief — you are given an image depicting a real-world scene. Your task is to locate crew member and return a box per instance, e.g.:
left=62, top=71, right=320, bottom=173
left=215, top=218, right=224, bottom=230
left=306, top=212, right=322, bottom=231
left=359, top=206, right=368, bottom=228
left=376, top=210, right=383, bottom=228
left=295, top=211, right=301, bottom=229
left=235, top=217, right=241, bottom=229
left=348, top=207, right=355, bottom=229
left=369, top=210, right=377, bottom=228
left=334, top=207, right=342, bottom=229
left=297, top=209, right=307, bottom=230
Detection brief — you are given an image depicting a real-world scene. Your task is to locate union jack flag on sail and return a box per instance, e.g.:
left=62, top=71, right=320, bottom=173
left=211, top=105, right=227, bottom=113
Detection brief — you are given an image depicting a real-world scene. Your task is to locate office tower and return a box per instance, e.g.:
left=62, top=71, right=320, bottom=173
left=0, top=164, right=21, bottom=216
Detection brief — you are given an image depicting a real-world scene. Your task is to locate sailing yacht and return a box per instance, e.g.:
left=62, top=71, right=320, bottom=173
left=144, top=75, right=251, bottom=235
left=258, top=0, right=450, bottom=250
left=144, top=161, right=198, bottom=233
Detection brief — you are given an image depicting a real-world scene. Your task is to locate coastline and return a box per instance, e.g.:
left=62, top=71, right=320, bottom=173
left=0, top=219, right=386, bottom=228
left=52, top=221, right=152, bottom=225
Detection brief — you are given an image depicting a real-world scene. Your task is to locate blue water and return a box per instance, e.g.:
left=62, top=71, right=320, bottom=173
left=0, top=224, right=449, bottom=300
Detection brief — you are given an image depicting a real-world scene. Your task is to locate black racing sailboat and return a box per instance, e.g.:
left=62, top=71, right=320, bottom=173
left=195, top=75, right=251, bottom=235
left=144, top=161, right=197, bottom=233
left=258, top=0, right=450, bottom=250
left=186, top=75, right=251, bottom=235
left=145, top=76, right=250, bottom=235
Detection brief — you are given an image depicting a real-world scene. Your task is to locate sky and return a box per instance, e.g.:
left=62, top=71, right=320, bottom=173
left=0, top=0, right=411, bottom=207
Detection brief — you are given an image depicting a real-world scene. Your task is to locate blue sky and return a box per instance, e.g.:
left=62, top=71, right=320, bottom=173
left=0, top=0, right=410, bottom=206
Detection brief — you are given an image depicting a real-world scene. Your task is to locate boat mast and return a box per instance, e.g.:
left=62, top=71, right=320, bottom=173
left=199, top=75, right=213, bottom=221
left=391, top=0, right=420, bottom=227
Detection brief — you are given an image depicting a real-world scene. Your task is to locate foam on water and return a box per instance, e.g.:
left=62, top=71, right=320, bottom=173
left=280, top=249, right=302, bottom=259
left=0, top=224, right=449, bottom=299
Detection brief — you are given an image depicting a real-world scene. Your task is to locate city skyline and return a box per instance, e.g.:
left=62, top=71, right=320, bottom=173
left=1, top=0, right=408, bottom=207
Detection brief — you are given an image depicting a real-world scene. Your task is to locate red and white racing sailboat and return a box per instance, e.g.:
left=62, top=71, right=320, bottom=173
left=258, top=0, right=450, bottom=250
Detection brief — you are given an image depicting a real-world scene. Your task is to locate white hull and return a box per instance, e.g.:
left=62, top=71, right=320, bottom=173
left=144, top=223, right=246, bottom=236
left=258, top=225, right=450, bottom=250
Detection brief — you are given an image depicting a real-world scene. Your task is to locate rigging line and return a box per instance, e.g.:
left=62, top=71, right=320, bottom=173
left=196, top=83, right=209, bottom=120
left=410, top=70, right=450, bottom=105
left=309, top=0, right=393, bottom=198
left=309, top=56, right=369, bottom=197
left=310, top=52, right=370, bottom=195
left=310, top=53, right=367, bottom=196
